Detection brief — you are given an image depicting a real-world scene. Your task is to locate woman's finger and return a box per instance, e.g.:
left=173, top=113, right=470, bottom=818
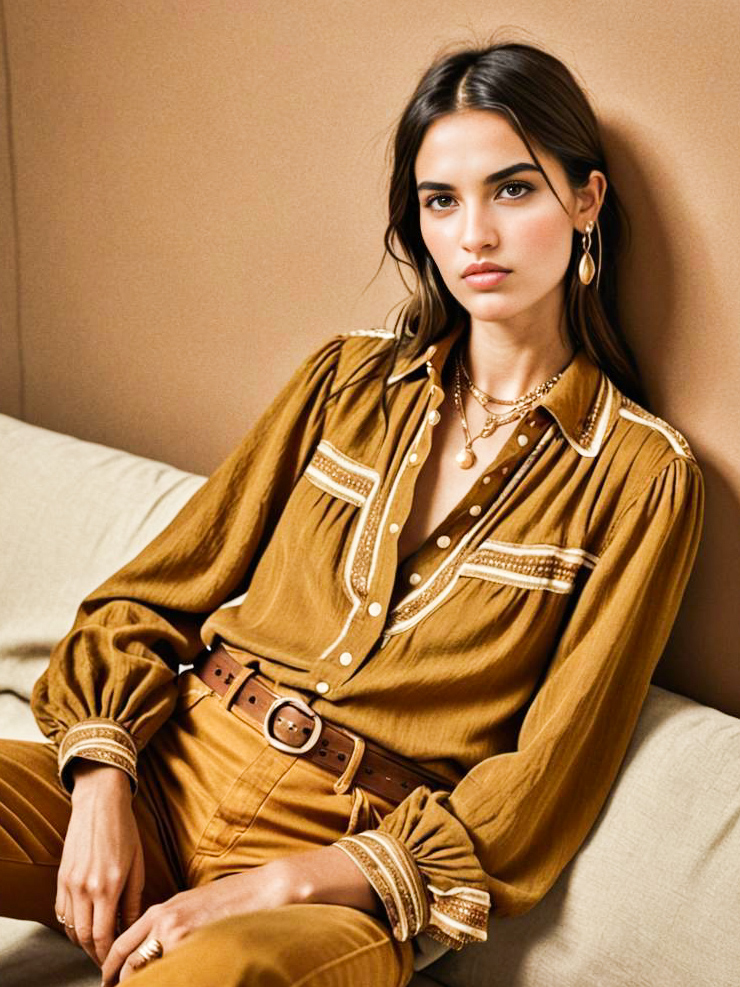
left=119, top=938, right=163, bottom=983
left=101, top=914, right=152, bottom=986
left=61, top=891, right=78, bottom=947
left=91, top=894, right=119, bottom=967
left=70, top=893, right=96, bottom=963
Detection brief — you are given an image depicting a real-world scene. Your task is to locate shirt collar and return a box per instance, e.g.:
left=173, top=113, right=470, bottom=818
left=388, top=328, right=618, bottom=458
left=539, top=348, right=618, bottom=458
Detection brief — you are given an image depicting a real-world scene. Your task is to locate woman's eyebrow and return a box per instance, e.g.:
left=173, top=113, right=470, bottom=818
left=416, top=162, right=542, bottom=193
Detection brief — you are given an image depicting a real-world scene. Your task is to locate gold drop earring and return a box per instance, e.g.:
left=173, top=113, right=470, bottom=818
left=578, top=220, right=596, bottom=286
left=578, top=219, right=602, bottom=288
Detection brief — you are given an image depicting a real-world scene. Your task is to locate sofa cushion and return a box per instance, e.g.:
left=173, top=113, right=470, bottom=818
left=0, top=414, right=206, bottom=699
left=426, top=685, right=740, bottom=987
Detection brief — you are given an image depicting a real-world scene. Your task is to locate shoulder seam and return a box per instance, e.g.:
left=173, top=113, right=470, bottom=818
left=618, top=397, right=696, bottom=461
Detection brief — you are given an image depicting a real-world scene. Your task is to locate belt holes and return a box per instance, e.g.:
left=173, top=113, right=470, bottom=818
left=337, top=752, right=346, bottom=762
left=321, top=739, right=329, bottom=747
left=365, top=767, right=374, bottom=775
left=319, top=750, right=327, bottom=757
left=215, top=668, right=223, bottom=677
left=302, top=727, right=311, bottom=736
left=248, top=695, right=256, bottom=704
left=401, top=780, right=409, bottom=789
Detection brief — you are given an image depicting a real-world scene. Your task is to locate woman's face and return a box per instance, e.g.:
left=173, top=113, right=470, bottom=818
left=414, top=109, right=603, bottom=334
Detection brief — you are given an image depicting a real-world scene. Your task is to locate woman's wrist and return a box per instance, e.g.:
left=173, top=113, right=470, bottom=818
left=275, top=846, right=381, bottom=915
left=70, top=761, right=133, bottom=802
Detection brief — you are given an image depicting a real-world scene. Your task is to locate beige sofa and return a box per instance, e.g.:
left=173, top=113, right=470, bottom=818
left=1, top=411, right=739, bottom=987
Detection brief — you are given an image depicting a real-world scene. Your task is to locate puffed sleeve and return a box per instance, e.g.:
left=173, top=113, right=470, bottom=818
left=31, top=335, right=344, bottom=791
left=336, top=456, right=704, bottom=948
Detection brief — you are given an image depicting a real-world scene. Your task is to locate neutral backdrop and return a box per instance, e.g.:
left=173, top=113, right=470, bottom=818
left=1, top=0, right=738, bottom=715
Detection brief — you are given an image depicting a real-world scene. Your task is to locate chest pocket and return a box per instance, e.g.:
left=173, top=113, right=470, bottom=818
left=304, top=440, right=382, bottom=601
left=459, top=540, right=599, bottom=595
left=304, top=439, right=378, bottom=508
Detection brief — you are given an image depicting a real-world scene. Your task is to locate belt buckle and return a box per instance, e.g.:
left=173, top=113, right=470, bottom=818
left=262, top=696, right=323, bottom=755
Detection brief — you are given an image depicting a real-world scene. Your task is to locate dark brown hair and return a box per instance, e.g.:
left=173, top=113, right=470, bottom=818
left=384, top=40, right=645, bottom=404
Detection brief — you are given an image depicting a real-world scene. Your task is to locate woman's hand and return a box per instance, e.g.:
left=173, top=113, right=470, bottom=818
left=102, top=845, right=380, bottom=984
left=55, top=762, right=145, bottom=969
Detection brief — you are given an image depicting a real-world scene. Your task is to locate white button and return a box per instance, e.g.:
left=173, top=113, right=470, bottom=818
left=339, top=651, right=353, bottom=666
left=316, top=681, right=330, bottom=694
left=436, top=535, right=451, bottom=548
left=409, top=572, right=422, bottom=585
left=517, top=434, right=528, bottom=446
left=482, top=476, right=491, bottom=485
left=502, top=466, right=510, bottom=475
left=409, top=452, right=419, bottom=464
left=428, top=410, right=441, bottom=425
left=368, top=602, right=383, bottom=617
left=469, top=505, right=482, bottom=517
left=389, top=522, right=400, bottom=534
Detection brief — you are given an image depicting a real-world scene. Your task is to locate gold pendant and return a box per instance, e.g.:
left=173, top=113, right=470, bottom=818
left=456, top=446, right=476, bottom=469
left=579, top=251, right=595, bottom=285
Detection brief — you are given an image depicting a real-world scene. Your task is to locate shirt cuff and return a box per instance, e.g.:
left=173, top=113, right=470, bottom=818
left=335, top=830, right=490, bottom=948
left=58, top=719, right=138, bottom=793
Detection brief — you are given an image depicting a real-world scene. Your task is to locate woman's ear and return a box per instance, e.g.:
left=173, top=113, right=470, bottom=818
left=575, top=170, right=608, bottom=229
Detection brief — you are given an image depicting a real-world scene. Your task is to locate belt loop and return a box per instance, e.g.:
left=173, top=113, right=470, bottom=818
left=221, top=666, right=256, bottom=711
left=333, top=731, right=366, bottom=796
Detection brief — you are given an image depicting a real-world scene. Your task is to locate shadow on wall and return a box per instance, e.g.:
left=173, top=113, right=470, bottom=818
left=602, top=120, right=740, bottom=717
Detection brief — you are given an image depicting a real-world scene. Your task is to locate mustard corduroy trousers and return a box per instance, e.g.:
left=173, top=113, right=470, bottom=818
left=0, top=672, right=414, bottom=986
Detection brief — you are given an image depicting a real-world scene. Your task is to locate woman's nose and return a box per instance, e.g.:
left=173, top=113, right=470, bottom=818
left=460, top=205, right=498, bottom=252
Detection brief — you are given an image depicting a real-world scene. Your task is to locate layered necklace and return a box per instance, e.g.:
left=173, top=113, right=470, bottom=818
left=452, top=351, right=563, bottom=469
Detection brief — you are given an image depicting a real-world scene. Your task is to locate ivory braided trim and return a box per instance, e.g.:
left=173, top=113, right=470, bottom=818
left=58, top=719, right=138, bottom=793
left=335, top=831, right=429, bottom=941
left=425, top=884, right=490, bottom=949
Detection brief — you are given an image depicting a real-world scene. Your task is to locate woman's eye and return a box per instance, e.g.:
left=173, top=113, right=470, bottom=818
left=425, top=194, right=456, bottom=211
left=498, top=181, right=533, bottom=200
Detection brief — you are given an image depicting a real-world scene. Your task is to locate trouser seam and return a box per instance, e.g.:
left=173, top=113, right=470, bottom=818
left=0, top=856, right=58, bottom=867
left=289, top=934, right=398, bottom=987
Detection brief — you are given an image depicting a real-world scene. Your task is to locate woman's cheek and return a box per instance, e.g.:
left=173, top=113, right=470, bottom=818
left=519, top=212, right=574, bottom=272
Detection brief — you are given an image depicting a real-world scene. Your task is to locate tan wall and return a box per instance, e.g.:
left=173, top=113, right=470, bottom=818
left=1, top=0, right=739, bottom=714
left=0, top=1, right=20, bottom=419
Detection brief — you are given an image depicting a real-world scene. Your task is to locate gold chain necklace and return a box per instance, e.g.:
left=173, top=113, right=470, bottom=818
left=458, top=355, right=562, bottom=410
left=452, top=355, right=563, bottom=470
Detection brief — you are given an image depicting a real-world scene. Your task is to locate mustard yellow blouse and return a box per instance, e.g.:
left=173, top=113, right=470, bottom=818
left=32, top=327, right=704, bottom=951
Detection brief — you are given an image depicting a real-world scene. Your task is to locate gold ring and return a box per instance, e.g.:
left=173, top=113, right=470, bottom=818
left=136, top=937, right=164, bottom=964
left=64, top=922, right=75, bottom=930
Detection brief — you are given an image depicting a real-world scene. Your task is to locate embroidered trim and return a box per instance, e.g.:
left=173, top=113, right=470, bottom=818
left=307, top=442, right=382, bottom=657
left=619, top=399, right=695, bottom=459
left=305, top=448, right=374, bottom=507
left=58, top=720, right=138, bottom=793
left=385, top=427, right=557, bottom=636
left=335, top=832, right=429, bottom=942
left=460, top=540, right=598, bottom=594
left=425, top=884, right=490, bottom=949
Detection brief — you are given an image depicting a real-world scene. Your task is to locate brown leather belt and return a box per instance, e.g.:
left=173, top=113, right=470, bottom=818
left=190, top=644, right=450, bottom=805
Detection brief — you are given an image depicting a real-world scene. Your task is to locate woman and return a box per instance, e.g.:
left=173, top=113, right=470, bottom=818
left=0, top=40, right=703, bottom=986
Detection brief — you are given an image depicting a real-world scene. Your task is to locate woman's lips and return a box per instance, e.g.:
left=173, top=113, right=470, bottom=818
left=463, top=270, right=509, bottom=288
